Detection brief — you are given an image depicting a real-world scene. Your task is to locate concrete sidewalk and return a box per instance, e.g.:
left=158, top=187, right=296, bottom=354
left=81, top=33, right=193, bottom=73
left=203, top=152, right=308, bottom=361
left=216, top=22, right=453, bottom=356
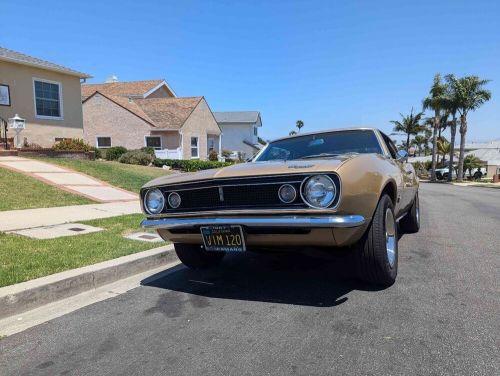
left=0, top=201, right=141, bottom=232
left=0, top=156, right=137, bottom=202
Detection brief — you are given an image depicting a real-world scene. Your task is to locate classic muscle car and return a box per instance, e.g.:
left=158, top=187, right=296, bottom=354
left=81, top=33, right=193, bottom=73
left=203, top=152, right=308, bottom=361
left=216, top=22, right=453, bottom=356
left=141, top=128, right=420, bottom=286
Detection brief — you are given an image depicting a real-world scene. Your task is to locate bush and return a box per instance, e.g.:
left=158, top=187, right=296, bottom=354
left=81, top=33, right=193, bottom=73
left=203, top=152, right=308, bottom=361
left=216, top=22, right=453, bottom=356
left=53, top=139, right=91, bottom=152
left=153, top=158, right=232, bottom=172
left=90, top=147, right=102, bottom=159
left=208, top=149, right=219, bottom=161
left=140, top=146, right=156, bottom=156
left=118, top=150, right=154, bottom=166
left=105, top=146, right=128, bottom=161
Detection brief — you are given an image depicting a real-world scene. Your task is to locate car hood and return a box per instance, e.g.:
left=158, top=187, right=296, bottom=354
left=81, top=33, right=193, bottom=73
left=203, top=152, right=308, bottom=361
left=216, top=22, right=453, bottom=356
left=143, top=157, right=353, bottom=188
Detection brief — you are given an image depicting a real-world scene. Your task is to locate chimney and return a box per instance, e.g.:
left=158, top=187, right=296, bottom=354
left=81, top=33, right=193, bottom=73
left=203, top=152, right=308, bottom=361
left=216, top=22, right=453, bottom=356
left=105, top=75, right=118, bottom=83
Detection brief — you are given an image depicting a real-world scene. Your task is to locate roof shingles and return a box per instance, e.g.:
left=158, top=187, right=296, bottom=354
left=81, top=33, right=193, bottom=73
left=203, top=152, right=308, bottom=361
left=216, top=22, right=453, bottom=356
left=81, top=80, right=163, bottom=100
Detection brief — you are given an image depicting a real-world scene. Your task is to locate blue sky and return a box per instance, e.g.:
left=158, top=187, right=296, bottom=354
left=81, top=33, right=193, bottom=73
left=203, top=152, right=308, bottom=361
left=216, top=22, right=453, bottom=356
left=2, top=0, right=499, bottom=142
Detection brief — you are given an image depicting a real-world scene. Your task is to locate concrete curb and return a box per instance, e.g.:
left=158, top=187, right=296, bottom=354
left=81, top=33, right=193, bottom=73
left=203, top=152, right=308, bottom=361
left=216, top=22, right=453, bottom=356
left=0, top=244, right=177, bottom=320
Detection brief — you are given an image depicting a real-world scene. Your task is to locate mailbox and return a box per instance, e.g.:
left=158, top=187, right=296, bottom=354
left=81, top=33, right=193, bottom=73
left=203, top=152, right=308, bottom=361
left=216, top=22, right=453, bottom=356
left=8, top=114, right=25, bottom=129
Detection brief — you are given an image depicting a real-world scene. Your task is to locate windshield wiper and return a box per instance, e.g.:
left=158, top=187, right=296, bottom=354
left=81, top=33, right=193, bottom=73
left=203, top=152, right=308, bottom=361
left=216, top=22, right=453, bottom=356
left=295, top=153, right=340, bottom=160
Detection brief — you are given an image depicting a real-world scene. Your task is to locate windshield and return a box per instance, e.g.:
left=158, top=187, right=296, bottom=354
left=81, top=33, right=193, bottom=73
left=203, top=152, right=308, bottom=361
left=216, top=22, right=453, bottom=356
left=255, top=130, right=383, bottom=161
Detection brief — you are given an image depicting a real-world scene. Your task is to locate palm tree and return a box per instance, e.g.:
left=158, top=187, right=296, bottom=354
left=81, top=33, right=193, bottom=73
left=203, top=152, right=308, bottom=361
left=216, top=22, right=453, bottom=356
left=296, top=120, right=304, bottom=133
left=437, top=138, right=451, bottom=165
left=442, top=75, right=461, bottom=181
left=463, top=154, right=483, bottom=178
left=423, top=73, right=448, bottom=181
left=390, top=108, right=425, bottom=153
left=412, top=135, right=427, bottom=156
left=445, top=75, right=491, bottom=182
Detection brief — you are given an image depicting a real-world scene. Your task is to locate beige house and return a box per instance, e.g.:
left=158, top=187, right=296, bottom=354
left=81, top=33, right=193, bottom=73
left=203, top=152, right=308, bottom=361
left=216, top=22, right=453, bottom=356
left=82, top=80, right=221, bottom=160
left=0, top=46, right=91, bottom=147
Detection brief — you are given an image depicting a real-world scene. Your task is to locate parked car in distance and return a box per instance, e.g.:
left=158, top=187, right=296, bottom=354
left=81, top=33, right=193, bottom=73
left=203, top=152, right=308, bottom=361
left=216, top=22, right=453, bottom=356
left=435, top=165, right=487, bottom=180
left=141, top=128, right=420, bottom=286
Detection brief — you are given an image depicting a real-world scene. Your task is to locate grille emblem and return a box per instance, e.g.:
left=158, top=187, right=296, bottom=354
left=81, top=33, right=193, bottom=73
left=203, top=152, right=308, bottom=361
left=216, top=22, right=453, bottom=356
left=218, top=187, right=224, bottom=202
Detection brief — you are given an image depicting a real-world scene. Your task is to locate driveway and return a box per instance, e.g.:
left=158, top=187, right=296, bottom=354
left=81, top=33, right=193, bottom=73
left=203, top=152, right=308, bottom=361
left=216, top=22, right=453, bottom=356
left=0, top=184, right=498, bottom=375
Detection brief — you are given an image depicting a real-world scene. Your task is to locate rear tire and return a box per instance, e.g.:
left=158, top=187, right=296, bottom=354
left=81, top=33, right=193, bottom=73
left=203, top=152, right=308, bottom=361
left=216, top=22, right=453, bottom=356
left=473, top=171, right=482, bottom=180
left=355, top=194, right=398, bottom=287
left=174, top=243, right=225, bottom=269
left=400, top=192, right=420, bottom=233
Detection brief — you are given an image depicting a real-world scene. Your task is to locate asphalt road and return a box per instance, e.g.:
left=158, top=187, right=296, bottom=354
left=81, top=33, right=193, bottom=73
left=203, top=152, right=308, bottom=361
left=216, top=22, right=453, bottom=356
left=1, top=183, right=499, bottom=376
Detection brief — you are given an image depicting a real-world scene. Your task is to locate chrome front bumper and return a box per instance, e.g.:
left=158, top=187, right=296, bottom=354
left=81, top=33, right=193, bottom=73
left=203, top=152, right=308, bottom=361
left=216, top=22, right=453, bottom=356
left=141, top=215, right=366, bottom=229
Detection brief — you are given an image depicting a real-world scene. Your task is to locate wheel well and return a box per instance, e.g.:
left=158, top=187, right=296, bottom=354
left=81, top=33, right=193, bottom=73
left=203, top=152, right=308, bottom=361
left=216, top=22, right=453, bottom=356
left=381, top=181, right=397, bottom=206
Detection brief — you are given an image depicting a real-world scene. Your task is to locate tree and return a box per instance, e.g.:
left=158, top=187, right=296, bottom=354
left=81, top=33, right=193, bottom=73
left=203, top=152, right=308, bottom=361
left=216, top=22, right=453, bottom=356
left=437, top=138, right=451, bottom=165
left=423, top=73, right=448, bottom=182
left=463, top=154, right=483, bottom=178
left=412, top=135, right=427, bottom=156
left=442, top=75, right=461, bottom=181
left=390, top=108, right=425, bottom=153
left=445, top=75, right=491, bottom=182
left=296, top=120, right=304, bottom=133
left=289, top=130, right=297, bottom=136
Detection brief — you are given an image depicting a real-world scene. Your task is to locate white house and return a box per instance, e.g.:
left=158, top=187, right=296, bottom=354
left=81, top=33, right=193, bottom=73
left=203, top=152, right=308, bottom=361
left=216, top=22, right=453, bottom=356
left=213, top=111, right=263, bottom=159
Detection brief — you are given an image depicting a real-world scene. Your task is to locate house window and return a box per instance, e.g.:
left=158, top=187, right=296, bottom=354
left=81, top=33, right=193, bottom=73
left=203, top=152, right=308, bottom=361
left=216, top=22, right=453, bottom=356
left=96, top=137, right=111, bottom=148
left=145, top=136, right=162, bottom=150
left=254, top=127, right=258, bottom=136
left=33, top=79, right=62, bottom=118
left=191, top=137, right=199, bottom=158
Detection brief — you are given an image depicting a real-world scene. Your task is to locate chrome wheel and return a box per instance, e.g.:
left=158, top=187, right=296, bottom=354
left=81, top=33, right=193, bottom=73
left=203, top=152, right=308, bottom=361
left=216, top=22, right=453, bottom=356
left=385, top=208, right=396, bottom=268
left=416, top=196, right=420, bottom=226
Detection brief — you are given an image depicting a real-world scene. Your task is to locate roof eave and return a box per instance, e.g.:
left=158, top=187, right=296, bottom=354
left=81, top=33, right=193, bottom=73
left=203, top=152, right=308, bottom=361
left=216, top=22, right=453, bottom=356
left=0, top=56, right=92, bottom=79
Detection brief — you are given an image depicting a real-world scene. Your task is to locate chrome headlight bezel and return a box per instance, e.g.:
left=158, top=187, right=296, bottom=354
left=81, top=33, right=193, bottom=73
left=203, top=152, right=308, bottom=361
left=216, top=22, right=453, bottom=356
left=144, top=188, right=165, bottom=214
left=300, top=174, right=337, bottom=209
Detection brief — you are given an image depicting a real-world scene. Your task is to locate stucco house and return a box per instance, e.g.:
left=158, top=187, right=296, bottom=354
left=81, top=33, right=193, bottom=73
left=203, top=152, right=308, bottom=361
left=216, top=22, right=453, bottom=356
left=213, top=111, right=263, bottom=159
left=0, top=46, right=91, bottom=148
left=82, top=80, right=221, bottom=160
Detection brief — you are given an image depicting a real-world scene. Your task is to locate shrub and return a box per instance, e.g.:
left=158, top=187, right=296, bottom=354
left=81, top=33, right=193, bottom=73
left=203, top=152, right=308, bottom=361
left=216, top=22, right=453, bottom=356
left=90, top=147, right=102, bottom=159
left=141, top=146, right=156, bottom=156
left=118, top=150, right=154, bottom=166
left=153, top=159, right=232, bottom=172
left=53, top=139, right=91, bottom=152
left=105, top=146, right=128, bottom=161
left=208, top=149, right=219, bottom=161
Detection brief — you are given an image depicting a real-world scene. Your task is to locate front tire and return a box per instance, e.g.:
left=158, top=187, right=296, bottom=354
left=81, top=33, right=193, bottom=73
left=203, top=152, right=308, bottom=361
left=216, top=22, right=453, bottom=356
left=355, top=194, right=398, bottom=287
left=400, top=192, right=420, bottom=233
left=174, top=243, right=225, bottom=269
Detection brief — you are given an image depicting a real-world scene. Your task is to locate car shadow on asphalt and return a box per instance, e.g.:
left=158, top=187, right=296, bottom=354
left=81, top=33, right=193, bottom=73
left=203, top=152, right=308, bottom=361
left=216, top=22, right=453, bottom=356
left=141, top=251, right=385, bottom=308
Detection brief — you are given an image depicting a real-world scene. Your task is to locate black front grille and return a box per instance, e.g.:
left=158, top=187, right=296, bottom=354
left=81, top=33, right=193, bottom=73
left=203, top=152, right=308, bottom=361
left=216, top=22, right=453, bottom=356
left=142, top=173, right=340, bottom=214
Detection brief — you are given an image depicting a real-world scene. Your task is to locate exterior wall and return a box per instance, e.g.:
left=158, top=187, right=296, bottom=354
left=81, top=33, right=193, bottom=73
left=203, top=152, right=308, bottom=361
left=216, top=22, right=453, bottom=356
left=82, top=94, right=153, bottom=149
left=145, top=85, right=174, bottom=99
left=180, top=99, right=221, bottom=160
left=150, top=130, right=181, bottom=149
left=0, top=60, right=84, bottom=147
left=219, top=122, right=258, bottom=159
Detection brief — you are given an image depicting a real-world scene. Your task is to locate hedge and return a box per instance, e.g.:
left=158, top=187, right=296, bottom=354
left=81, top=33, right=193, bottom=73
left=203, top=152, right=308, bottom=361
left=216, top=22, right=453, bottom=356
left=153, top=158, right=232, bottom=172
left=118, top=150, right=154, bottom=166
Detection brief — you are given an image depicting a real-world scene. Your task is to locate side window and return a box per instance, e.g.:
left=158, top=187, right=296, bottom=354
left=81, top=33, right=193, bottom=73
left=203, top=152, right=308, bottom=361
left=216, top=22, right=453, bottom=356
left=380, top=132, right=398, bottom=159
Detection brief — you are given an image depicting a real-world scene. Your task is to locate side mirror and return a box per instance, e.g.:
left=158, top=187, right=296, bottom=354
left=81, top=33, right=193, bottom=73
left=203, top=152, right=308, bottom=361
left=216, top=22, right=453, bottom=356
left=396, top=150, right=408, bottom=162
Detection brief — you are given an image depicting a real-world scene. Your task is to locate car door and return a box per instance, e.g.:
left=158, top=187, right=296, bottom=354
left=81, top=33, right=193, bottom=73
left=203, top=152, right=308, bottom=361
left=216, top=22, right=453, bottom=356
left=378, top=132, right=412, bottom=211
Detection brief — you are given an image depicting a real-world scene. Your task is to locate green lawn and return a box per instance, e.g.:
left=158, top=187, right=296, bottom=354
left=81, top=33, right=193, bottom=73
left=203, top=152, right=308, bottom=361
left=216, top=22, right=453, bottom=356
left=33, top=157, right=170, bottom=193
left=0, top=167, right=94, bottom=211
left=0, top=214, right=166, bottom=287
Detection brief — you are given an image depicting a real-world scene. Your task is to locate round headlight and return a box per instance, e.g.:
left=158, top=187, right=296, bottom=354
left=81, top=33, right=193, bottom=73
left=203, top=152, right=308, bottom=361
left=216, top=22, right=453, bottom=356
left=167, top=192, right=181, bottom=209
left=278, top=184, right=297, bottom=203
left=301, top=175, right=336, bottom=209
left=145, top=189, right=165, bottom=214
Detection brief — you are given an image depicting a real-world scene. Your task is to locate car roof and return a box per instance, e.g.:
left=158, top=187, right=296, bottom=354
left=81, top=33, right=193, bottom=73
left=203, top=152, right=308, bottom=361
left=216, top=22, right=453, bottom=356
left=269, top=127, right=379, bottom=143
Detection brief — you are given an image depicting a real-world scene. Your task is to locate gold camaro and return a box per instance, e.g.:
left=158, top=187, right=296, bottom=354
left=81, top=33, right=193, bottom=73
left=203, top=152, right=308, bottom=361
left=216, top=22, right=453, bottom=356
left=141, top=128, right=420, bottom=286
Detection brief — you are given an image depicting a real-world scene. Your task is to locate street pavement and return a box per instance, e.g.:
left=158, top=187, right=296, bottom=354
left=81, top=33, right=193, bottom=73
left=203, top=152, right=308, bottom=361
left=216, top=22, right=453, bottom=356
left=0, top=183, right=498, bottom=375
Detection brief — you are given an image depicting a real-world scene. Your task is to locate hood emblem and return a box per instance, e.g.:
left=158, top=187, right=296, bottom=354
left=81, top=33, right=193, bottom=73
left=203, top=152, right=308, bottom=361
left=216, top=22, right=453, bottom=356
left=287, top=164, right=314, bottom=169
